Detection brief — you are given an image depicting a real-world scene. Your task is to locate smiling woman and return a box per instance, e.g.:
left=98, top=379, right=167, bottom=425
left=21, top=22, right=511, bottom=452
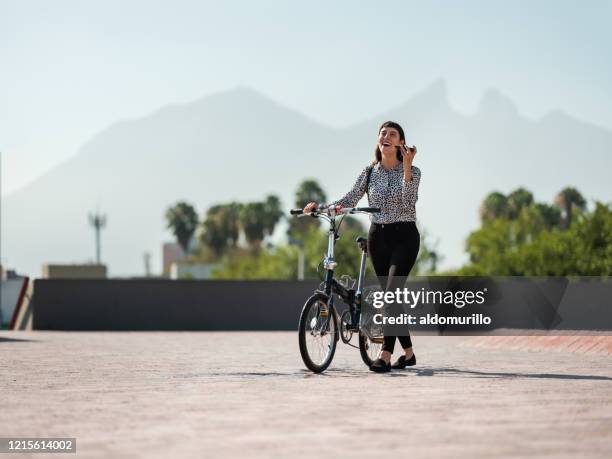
left=302, top=120, right=422, bottom=373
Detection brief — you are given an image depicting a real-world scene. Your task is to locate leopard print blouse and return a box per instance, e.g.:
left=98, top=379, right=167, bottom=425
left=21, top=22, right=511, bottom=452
left=329, top=162, right=421, bottom=224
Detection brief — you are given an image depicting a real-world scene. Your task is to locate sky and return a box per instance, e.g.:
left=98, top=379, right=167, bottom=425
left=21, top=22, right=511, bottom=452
left=1, top=0, right=611, bottom=194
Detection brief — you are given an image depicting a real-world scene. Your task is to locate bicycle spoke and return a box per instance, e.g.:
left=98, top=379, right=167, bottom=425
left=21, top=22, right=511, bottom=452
left=303, top=300, right=334, bottom=366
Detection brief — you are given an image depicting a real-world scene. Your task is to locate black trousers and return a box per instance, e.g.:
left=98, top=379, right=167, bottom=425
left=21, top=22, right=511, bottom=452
left=367, top=221, right=420, bottom=353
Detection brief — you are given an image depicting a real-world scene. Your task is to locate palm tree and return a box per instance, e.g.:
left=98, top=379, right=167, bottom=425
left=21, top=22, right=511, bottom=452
left=507, top=188, right=534, bottom=219
left=479, top=192, right=508, bottom=222
left=240, top=202, right=267, bottom=250
left=554, top=187, right=586, bottom=229
left=288, top=179, right=327, bottom=237
left=165, top=202, right=198, bottom=254
left=262, top=194, right=284, bottom=237
left=295, top=179, right=327, bottom=208
left=534, top=203, right=562, bottom=229
left=200, top=203, right=242, bottom=257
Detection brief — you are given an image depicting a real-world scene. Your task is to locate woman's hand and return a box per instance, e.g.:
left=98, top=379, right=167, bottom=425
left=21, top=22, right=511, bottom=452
left=303, top=202, right=318, bottom=214
left=400, top=143, right=417, bottom=182
left=399, top=143, right=417, bottom=166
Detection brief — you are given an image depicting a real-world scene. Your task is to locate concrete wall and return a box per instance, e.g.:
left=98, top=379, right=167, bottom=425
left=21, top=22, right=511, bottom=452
left=33, top=279, right=319, bottom=331
left=31, top=278, right=612, bottom=331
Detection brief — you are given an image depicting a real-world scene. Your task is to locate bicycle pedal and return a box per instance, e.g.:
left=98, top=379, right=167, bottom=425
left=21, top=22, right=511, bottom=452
left=318, top=308, right=329, bottom=317
left=370, top=337, right=384, bottom=344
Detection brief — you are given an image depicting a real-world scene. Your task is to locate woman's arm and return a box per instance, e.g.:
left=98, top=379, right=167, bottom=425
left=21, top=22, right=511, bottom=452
left=400, top=144, right=420, bottom=207
left=402, top=166, right=421, bottom=207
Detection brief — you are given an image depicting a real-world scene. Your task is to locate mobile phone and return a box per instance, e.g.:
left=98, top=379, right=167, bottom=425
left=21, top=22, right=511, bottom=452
left=397, top=143, right=415, bottom=161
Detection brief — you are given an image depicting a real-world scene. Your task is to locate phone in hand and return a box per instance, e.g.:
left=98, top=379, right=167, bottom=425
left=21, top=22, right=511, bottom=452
left=395, top=142, right=410, bottom=161
left=397, top=143, right=416, bottom=160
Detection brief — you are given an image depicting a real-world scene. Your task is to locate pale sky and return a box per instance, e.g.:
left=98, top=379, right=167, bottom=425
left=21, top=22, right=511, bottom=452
left=2, top=0, right=611, bottom=194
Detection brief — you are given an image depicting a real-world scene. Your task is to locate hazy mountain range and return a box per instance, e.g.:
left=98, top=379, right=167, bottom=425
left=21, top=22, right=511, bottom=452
left=4, top=80, right=611, bottom=276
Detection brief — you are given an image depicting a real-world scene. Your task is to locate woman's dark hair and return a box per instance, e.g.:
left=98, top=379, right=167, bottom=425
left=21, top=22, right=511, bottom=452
left=373, top=120, right=405, bottom=164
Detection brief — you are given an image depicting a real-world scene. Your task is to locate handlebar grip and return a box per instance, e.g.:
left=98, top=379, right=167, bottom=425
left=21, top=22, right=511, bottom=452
left=290, top=209, right=304, bottom=215
left=356, top=207, right=381, bottom=213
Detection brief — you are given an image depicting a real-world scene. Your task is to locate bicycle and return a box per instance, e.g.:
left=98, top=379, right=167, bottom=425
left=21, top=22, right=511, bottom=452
left=290, top=205, right=383, bottom=373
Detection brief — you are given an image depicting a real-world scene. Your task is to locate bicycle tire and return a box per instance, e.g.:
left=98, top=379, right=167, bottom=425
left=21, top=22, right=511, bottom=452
left=298, top=293, right=338, bottom=373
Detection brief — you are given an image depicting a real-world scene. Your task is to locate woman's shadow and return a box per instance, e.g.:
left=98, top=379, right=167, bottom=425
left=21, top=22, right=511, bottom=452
left=386, top=366, right=612, bottom=381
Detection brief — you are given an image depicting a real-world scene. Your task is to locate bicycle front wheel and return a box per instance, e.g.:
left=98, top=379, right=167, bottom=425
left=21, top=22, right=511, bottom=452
left=298, top=293, right=338, bottom=373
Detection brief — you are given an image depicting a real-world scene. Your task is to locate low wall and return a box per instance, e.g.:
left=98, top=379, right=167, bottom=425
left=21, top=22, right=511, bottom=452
left=32, top=278, right=612, bottom=331
left=33, top=279, right=319, bottom=331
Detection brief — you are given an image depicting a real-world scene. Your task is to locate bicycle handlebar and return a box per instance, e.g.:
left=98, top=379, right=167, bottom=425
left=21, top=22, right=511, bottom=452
left=289, top=206, right=381, bottom=216
left=357, top=207, right=382, bottom=213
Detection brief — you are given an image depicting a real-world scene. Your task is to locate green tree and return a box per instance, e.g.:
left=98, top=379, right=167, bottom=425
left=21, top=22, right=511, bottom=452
left=414, top=230, right=442, bottom=275
left=261, top=194, right=284, bottom=237
left=569, top=201, right=612, bottom=275
left=213, top=217, right=374, bottom=280
left=165, top=201, right=198, bottom=253
left=212, top=220, right=443, bottom=280
left=295, top=179, right=327, bottom=208
left=240, top=202, right=267, bottom=251
left=212, top=245, right=298, bottom=279
left=554, top=187, right=587, bottom=229
left=533, top=203, right=562, bottom=229
left=458, top=190, right=611, bottom=276
left=288, top=179, right=327, bottom=238
left=479, top=191, right=508, bottom=222
left=507, top=187, right=534, bottom=219
left=341, top=215, right=366, bottom=233
left=235, top=195, right=284, bottom=252
left=200, top=202, right=242, bottom=257
left=303, top=225, right=374, bottom=280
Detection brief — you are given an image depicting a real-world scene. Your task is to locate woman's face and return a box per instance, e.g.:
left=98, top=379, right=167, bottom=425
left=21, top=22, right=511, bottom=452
left=378, top=127, right=403, bottom=156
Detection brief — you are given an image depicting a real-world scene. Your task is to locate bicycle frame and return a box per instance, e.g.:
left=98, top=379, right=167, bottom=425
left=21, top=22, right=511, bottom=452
left=311, top=209, right=371, bottom=332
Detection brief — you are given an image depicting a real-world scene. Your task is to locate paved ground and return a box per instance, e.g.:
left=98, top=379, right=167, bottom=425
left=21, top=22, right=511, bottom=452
left=463, top=332, right=612, bottom=355
left=1, top=331, right=611, bottom=458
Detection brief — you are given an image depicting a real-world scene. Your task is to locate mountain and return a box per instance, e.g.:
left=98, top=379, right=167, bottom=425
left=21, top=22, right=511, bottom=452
left=4, top=82, right=611, bottom=276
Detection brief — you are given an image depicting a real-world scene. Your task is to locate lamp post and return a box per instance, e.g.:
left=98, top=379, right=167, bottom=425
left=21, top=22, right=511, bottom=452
left=288, top=237, right=304, bottom=281
left=88, top=212, right=107, bottom=264
left=143, top=251, right=151, bottom=277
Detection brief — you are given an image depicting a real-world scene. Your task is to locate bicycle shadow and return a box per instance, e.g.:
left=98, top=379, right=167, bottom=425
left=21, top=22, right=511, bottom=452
left=0, top=336, right=38, bottom=343
left=169, top=367, right=612, bottom=382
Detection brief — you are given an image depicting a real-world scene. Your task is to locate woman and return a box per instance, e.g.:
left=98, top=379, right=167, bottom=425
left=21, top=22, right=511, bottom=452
left=303, top=120, right=420, bottom=373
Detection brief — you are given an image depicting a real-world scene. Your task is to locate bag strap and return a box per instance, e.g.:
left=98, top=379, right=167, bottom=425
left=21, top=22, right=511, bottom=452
left=365, top=164, right=374, bottom=199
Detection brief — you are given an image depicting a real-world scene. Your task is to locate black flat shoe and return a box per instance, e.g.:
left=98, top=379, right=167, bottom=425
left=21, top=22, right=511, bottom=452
left=390, top=354, right=416, bottom=369
left=370, top=358, right=391, bottom=373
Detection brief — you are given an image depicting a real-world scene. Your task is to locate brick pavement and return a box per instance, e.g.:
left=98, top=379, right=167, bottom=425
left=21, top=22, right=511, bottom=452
left=1, top=331, right=611, bottom=458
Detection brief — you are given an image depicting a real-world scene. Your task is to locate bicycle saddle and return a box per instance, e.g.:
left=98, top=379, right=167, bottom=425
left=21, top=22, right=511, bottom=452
left=355, top=236, right=367, bottom=244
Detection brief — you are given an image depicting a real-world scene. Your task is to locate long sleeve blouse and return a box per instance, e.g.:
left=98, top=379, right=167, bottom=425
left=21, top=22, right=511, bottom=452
left=329, top=162, right=421, bottom=223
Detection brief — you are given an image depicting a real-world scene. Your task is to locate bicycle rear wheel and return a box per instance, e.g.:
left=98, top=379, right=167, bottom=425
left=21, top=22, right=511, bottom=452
left=298, top=293, right=338, bottom=373
left=358, top=332, right=383, bottom=368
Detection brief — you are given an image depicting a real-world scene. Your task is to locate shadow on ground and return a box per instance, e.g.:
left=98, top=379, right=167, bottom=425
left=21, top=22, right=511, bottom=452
left=0, top=337, right=38, bottom=343
left=166, top=367, right=612, bottom=382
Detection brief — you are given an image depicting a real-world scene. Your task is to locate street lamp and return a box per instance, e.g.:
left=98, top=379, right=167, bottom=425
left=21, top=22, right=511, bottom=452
left=288, top=237, right=305, bottom=281
left=88, top=212, right=107, bottom=264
